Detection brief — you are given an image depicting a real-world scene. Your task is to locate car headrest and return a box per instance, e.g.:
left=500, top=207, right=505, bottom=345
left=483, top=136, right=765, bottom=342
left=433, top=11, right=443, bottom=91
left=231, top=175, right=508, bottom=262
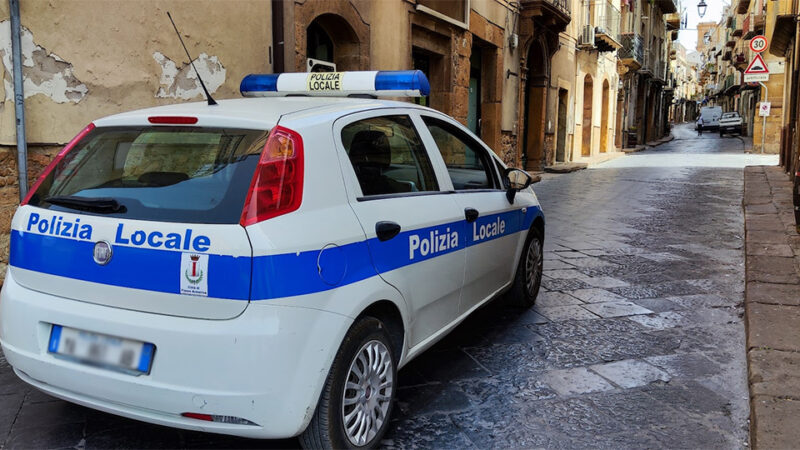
left=349, top=130, right=391, bottom=168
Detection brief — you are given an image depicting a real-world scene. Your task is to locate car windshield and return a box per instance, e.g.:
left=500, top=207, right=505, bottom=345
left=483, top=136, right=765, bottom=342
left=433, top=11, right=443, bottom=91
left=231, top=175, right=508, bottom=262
left=27, top=126, right=269, bottom=224
left=722, top=113, right=738, bottom=118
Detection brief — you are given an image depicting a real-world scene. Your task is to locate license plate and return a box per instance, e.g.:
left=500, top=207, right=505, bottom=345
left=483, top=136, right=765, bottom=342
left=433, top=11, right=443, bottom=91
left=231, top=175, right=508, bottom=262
left=48, top=325, right=155, bottom=374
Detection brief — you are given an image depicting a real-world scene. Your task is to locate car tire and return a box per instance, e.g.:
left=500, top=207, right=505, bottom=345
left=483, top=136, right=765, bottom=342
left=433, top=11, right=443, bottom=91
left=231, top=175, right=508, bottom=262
left=299, top=317, right=397, bottom=450
left=719, top=130, right=724, bottom=137
left=507, top=227, right=544, bottom=308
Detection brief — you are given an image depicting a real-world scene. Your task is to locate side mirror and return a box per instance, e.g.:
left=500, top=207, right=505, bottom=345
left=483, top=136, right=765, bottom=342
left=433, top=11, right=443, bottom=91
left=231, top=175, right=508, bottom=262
left=504, top=168, right=533, bottom=203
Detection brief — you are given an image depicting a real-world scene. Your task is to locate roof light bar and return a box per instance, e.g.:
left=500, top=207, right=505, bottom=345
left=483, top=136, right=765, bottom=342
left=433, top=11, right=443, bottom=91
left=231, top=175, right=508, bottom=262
left=240, top=70, right=430, bottom=98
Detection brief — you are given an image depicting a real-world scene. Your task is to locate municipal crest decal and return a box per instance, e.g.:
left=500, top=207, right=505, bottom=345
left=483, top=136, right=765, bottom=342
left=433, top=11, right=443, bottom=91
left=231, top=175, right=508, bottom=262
left=180, top=253, right=208, bottom=297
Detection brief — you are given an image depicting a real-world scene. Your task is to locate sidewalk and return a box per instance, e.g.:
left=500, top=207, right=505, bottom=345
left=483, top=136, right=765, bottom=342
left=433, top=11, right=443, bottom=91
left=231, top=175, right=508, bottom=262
left=743, top=166, right=800, bottom=449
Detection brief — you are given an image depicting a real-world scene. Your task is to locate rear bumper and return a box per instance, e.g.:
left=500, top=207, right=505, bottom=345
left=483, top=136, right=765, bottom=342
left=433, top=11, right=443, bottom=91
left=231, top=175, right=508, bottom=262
left=0, top=270, right=352, bottom=439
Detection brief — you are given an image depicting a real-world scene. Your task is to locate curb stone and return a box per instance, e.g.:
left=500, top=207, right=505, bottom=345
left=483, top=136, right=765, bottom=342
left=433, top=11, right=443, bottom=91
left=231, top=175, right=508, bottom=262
left=743, top=165, right=800, bottom=449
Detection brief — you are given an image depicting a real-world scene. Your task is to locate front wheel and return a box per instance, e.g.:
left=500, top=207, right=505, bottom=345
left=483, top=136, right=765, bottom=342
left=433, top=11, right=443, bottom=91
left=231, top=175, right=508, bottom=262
left=507, top=227, right=544, bottom=308
left=300, top=317, right=397, bottom=449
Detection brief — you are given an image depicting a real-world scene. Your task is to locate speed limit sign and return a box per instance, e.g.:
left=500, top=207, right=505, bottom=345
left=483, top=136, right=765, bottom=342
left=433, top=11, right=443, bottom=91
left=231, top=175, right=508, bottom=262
left=750, top=35, right=768, bottom=53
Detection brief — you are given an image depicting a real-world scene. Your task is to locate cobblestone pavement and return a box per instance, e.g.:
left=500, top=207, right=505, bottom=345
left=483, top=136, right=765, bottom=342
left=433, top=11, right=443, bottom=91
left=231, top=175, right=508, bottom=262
left=0, top=124, right=779, bottom=449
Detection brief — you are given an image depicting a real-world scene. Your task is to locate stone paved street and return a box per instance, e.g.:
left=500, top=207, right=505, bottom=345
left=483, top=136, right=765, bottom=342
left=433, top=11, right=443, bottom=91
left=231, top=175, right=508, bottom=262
left=0, top=124, right=779, bottom=449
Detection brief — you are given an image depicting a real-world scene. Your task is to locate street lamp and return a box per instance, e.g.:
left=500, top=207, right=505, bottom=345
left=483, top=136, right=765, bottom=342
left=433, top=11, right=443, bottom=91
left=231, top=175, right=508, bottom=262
left=697, top=0, right=707, bottom=19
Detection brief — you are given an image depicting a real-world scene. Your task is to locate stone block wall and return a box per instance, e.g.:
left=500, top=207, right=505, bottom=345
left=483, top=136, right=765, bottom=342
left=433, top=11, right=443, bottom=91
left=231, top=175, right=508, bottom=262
left=0, top=145, right=60, bottom=285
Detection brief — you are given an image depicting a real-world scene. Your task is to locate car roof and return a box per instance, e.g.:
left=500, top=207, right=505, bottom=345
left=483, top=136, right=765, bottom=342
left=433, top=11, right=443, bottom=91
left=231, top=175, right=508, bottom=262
left=93, top=96, right=429, bottom=130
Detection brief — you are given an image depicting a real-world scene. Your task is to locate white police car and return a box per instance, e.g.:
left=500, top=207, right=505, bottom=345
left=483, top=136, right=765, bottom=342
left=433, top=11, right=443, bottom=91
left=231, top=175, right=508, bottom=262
left=0, top=71, right=544, bottom=448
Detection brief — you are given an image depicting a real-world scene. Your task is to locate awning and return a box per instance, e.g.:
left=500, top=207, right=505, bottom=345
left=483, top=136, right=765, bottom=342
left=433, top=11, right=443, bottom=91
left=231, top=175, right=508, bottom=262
left=769, top=15, right=798, bottom=57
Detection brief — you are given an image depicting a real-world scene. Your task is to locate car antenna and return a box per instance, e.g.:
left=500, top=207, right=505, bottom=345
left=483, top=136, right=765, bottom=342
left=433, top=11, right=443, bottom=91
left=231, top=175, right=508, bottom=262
left=166, top=11, right=217, bottom=106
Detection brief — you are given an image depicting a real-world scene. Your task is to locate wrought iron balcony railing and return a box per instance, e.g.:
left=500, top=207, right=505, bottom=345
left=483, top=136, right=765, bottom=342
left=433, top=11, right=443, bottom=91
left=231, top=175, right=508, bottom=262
left=619, top=33, right=644, bottom=68
left=583, top=0, right=621, bottom=52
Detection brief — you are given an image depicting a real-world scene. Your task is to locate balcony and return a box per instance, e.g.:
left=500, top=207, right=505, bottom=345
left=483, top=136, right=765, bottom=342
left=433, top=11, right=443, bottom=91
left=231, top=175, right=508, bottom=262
left=619, top=33, right=644, bottom=69
left=732, top=16, right=743, bottom=37
left=754, top=13, right=766, bottom=31
left=655, top=61, right=668, bottom=82
left=665, top=13, right=680, bottom=30
left=722, top=49, right=732, bottom=61
left=521, top=0, right=571, bottom=32
left=733, top=52, right=747, bottom=69
left=656, top=0, right=678, bottom=14
left=743, top=13, right=765, bottom=39
left=639, top=51, right=667, bottom=81
left=583, top=0, right=621, bottom=52
left=737, top=0, right=751, bottom=15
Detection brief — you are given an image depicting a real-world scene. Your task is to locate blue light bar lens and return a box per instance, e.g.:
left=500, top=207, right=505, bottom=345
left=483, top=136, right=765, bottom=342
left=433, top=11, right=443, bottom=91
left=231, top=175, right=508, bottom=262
left=240, top=74, right=279, bottom=93
left=375, top=70, right=430, bottom=96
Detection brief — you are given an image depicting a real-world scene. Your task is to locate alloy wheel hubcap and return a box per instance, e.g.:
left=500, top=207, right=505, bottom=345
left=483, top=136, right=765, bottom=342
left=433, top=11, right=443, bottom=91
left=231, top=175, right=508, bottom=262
left=525, top=237, right=543, bottom=296
left=342, top=340, right=393, bottom=446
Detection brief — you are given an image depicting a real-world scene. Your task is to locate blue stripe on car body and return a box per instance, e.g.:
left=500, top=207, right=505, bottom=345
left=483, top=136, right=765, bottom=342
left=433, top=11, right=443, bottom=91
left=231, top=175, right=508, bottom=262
left=10, top=206, right=543, bottom=301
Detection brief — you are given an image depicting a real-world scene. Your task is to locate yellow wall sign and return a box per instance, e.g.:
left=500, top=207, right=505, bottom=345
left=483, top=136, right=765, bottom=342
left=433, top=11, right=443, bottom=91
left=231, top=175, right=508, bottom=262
left=307, top=72, right=343, bottom=91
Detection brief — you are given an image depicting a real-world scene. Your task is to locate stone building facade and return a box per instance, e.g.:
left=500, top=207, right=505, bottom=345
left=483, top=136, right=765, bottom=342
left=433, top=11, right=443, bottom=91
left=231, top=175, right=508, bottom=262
left=699, top=0, right=787, bottom=153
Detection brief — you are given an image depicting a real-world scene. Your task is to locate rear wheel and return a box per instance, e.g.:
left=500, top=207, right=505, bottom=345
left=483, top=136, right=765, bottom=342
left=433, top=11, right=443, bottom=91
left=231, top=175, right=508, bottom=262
left=507, top=227, right=544, bottom=308
left=300, top=317, right=396, bottom=449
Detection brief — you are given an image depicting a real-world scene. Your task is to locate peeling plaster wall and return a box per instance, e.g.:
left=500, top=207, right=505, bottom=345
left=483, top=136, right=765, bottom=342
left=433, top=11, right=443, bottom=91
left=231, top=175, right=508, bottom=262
left=0, top=21, right=88, bottom=104
left=153, top=51, right=226, bottom=100
left=0, top=1, right=271, bottom=145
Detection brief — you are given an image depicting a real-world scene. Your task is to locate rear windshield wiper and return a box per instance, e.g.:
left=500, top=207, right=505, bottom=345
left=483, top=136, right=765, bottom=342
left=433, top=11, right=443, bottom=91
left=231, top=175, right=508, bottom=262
left=45, top=196, right=126, bottom=214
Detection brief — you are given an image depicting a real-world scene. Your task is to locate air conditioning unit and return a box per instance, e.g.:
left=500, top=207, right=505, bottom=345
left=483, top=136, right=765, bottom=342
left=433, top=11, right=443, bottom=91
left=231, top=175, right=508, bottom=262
left=578, top=25, right=595, bottom=49
left=307, top=58, right=336, bottom=73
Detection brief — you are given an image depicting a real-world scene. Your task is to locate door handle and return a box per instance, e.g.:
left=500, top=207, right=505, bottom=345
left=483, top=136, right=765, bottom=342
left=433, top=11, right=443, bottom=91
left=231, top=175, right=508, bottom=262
left=465, top=208, right=479, bottom=223
left=375, top=221, right=401, bottom=242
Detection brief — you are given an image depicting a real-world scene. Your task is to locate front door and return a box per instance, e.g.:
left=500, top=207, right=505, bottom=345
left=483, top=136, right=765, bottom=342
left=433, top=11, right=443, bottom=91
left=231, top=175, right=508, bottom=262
left=418, top=114, right=522, bottom=314
left=334, top=111, right=466, bottom=348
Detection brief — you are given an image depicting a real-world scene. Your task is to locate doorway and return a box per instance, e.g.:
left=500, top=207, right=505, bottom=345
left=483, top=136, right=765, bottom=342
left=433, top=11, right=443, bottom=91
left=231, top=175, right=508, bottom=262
left=467, top=49, right=481, bottom=135
left=556, top=88, right=568, bottom=162
left=523, top=41, right=547, bottom=170
left=582, top=75, right=593, bottom=157
left=601, top=79, right=610, bottom=153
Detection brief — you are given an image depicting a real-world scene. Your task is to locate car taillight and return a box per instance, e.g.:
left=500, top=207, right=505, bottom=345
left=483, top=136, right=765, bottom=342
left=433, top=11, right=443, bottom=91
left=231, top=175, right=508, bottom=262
left=21, top=123, right=95, bottom=206
left=240, top=125, right=304, bottom=226
left=148, top=116, right=198, bottom=124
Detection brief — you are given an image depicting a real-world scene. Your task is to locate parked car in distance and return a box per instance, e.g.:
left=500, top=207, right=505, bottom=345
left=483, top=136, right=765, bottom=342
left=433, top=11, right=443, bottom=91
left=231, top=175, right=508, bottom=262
left=697, top=106, right=723, bottom=131
left=719, top=112, right=743, bottom=136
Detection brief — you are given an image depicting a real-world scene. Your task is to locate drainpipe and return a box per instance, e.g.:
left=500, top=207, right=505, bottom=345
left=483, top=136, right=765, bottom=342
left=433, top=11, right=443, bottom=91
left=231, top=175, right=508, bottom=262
left=10, top=0, right=27, bottom=202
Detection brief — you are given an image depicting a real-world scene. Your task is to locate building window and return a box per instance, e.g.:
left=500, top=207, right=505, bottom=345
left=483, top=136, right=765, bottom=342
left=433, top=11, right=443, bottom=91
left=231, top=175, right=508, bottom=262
left=412, top=51, right=431, bottom=107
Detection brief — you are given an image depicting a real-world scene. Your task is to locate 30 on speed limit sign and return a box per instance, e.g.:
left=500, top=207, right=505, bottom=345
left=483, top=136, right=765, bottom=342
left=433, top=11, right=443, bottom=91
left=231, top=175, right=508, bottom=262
left=750, top=35, right=768, bottom=53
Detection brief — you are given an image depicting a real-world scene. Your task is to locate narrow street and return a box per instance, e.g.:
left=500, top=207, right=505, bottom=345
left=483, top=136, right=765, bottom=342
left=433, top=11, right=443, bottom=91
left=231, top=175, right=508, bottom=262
left=383, top=124, right=777, bottom=448
left=0, top=124, right=779, bottom=449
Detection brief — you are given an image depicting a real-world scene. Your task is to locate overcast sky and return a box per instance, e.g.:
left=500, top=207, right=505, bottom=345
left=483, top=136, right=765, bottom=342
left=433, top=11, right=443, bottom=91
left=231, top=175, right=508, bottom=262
left=677, top=0, right=728, bottom=52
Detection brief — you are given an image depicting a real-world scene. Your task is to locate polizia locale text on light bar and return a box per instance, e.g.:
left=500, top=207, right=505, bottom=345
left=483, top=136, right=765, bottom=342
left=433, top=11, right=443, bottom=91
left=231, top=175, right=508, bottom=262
left=240, top=70, right=431, bottom=98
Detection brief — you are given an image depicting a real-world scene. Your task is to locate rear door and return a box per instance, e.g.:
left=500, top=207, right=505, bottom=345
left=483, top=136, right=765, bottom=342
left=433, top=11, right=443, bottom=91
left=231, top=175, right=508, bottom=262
left=418, top=114, right=523, bottom=314
left=333, top=110, right=466, bottom=347
left=10, top=125, right=266, bottom=319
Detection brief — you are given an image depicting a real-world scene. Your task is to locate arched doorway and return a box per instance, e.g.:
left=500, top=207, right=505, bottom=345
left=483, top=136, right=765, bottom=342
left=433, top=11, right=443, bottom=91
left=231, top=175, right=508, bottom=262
left=601, top=79, right=610, bottom=153
left=582, top=74, right=593, bottom=157
left=523, top=40, right=548, bottom=170
left=306, top=14, right=361, bottom=71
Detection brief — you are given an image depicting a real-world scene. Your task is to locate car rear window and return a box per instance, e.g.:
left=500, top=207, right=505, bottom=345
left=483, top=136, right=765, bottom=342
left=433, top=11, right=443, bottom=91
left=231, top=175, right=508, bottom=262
left=27, top=126, right=269, bottom=224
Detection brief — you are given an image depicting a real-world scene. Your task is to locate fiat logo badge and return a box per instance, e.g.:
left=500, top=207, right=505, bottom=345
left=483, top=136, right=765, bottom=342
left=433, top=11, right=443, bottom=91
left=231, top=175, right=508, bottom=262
left=93, top=241, right=113, bottom=265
